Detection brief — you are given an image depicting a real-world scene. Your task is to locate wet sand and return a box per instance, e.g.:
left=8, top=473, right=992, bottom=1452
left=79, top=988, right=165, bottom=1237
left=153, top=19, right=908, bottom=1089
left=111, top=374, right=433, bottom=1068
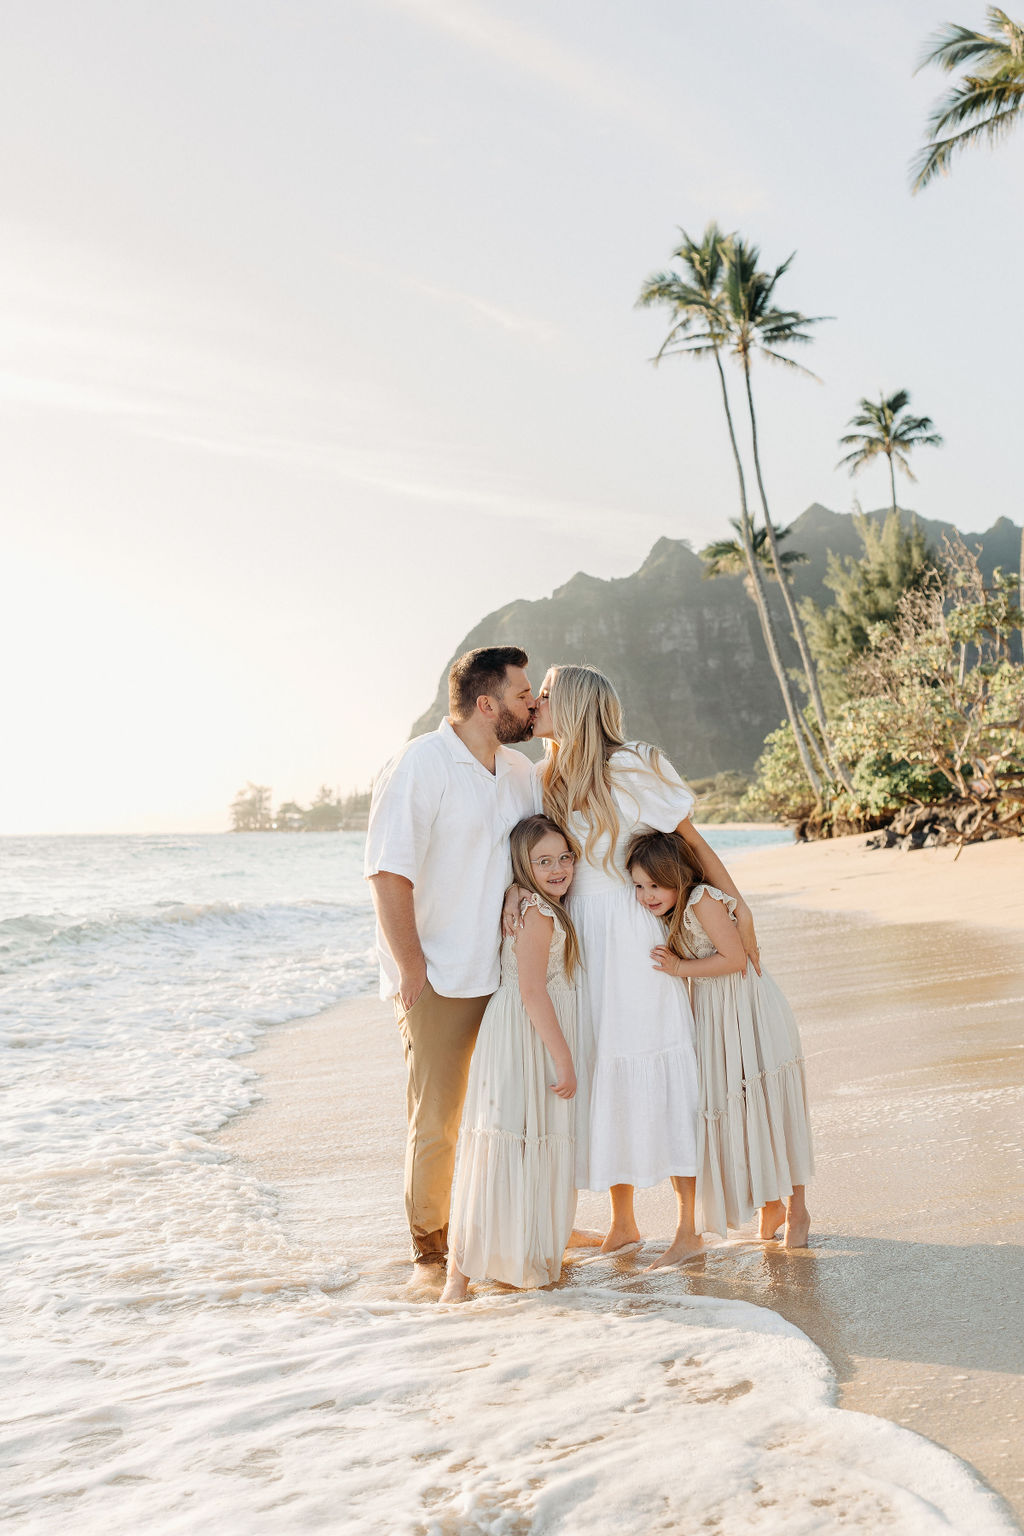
left=220, top=880, right=1024, bottom=1526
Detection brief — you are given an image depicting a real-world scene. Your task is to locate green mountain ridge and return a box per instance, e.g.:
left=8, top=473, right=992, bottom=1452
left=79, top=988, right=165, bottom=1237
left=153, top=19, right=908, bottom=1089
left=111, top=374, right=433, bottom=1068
left=410, top=506, right=1023, bottom=779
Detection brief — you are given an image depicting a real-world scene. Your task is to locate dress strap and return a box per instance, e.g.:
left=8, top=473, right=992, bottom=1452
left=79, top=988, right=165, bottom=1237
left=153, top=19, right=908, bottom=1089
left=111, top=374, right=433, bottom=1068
left=684, top=883, right=738, bottom=921
left=519, top=890, right=557, bottom=922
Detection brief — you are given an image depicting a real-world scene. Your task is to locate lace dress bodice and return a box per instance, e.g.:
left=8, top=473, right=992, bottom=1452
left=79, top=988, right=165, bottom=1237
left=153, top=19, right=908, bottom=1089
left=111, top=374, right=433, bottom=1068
left=499, top=893, right=572, bottom=990
left=679, top=883, right=738, bottom=961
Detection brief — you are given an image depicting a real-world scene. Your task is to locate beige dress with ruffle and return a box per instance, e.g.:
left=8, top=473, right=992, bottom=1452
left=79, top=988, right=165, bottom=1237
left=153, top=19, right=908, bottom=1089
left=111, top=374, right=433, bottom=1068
left=682, top=883, right=814, bottom=1238
left=448, top=893, right=577, bottom=1288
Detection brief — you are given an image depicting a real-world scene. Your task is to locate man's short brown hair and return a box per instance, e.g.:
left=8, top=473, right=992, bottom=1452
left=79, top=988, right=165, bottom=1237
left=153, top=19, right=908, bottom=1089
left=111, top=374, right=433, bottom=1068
left=448, top=646, right=529, bottom=720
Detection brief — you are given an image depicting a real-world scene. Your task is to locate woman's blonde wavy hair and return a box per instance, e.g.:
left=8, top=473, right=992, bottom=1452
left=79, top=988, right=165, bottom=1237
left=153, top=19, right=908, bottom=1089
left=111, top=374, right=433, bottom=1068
left=508, top=815, right=581, bottom=980
left=540, top=664, right=676, bottom=879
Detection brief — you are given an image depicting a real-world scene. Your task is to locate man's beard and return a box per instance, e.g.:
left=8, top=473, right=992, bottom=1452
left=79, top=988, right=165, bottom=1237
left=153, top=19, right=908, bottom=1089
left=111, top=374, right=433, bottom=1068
left=494, top=706, right=534, bottom=745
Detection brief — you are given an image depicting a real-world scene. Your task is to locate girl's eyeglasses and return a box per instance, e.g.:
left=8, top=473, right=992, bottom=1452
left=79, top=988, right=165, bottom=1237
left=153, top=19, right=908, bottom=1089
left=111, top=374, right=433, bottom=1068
left=530, top=853, right=576, bottom=870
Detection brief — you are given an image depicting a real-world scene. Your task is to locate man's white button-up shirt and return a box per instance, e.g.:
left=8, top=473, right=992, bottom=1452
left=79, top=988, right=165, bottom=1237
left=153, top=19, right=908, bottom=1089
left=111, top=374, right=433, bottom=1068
left=364, top=719, right=539, bottom=1000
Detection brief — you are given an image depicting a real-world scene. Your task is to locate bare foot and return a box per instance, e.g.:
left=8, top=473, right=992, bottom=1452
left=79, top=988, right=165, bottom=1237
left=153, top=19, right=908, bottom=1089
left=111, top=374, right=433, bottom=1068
left=600, top=1224, right=643, bottom=1255
left=407, top=1261, right=445, bottom=1292
left=439, top=1271, right=470, bottom=1303
left=644, top=1233, right=705, bottom=1271
left=783, top=1210, right=811, bottom=1249
left=758, top=1200, right=786, bottom=1241
left=568, top=1227, right=605, bottom=1248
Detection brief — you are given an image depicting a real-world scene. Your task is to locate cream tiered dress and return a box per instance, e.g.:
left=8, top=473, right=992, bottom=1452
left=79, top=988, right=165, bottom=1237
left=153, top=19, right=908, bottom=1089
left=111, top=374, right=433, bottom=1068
left=564, top=744, right=699, bottom=1192
left=447, top=894, right=577, bottom=1289
left=681, top=883, right=814, bottom=1238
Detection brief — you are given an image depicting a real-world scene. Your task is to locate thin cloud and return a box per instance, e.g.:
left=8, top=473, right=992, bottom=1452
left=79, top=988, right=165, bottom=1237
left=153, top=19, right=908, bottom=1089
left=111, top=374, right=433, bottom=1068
left=382, top=0, right=762, bottom=206
left=412, top=277, right=559, bottom=343
left=154, top=420, right=637, bottom=532
left=387, top=0, right=680, bottom=138
left=336, top=250, right=560, bottom=345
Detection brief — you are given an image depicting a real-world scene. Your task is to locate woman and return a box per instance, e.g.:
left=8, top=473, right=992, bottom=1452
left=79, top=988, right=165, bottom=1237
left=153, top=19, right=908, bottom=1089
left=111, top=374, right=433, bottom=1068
left=530, top=663, right=758, bottom=1266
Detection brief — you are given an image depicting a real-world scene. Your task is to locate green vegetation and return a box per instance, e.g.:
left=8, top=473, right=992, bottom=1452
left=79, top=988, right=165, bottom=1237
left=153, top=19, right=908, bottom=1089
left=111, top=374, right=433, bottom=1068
left=912, top=8, right=1024, bottom=191
left=741, top=539, right=1024, bottom=841
left=229, top=784, right=371, bottom=832
left=800, top=511, right=934, bottom=708
left=689, top=772, right=752, bottom=824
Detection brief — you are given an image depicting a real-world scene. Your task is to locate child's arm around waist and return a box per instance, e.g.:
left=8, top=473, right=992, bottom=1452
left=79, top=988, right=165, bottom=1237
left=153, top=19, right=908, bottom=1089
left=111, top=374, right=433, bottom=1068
left=652, top=891, right=748, bottom=980
left=515, top=905, right=576, bottom=1099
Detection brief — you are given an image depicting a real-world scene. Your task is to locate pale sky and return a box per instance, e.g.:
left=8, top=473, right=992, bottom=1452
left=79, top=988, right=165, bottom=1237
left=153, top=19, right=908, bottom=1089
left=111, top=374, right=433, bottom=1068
left=3, top=0, right=1021, bottom=834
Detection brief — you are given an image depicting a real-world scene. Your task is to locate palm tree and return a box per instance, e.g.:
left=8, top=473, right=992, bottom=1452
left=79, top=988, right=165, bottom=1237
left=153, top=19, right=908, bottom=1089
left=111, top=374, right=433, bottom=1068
left=716, top=240, right=855, bottom=797
left=837, top=390, right=944, bottom=517
left=638, top=225, right=825, bottom=806
left=701, top=519, right=808, bottom=587
left=912, top=8, right=1024, bottom=191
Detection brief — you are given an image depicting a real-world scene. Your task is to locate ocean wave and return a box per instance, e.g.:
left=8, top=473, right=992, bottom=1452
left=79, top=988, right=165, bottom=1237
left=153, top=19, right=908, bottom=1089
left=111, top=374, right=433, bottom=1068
left=1, top=1285, right=1014, bottom=1535
left=0, top=897, right=365, bottom=970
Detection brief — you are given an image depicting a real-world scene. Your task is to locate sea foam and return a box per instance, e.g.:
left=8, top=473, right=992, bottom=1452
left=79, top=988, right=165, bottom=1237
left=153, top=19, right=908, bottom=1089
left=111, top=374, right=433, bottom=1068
left=4, top=1284, right=1015, bottom=1534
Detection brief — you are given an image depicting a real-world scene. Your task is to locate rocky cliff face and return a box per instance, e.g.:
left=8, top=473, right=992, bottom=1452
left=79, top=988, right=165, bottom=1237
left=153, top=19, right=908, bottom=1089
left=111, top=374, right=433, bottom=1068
left=410, top=506, right=1022, bottom=778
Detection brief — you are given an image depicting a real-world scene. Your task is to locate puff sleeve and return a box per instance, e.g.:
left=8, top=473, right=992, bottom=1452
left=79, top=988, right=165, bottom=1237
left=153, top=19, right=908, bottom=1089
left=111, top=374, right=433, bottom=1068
left=611, top=744, right=695, bottom=832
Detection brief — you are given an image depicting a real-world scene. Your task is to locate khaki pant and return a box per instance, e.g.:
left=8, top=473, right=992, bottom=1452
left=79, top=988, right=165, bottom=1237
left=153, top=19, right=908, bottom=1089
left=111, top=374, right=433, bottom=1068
left=395, top=980, right=491, bottom=1261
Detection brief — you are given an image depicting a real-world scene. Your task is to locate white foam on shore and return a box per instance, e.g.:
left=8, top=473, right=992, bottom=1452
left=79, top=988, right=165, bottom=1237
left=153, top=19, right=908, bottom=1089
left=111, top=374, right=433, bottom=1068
left=3, top=1281, right=1015, bottom=1535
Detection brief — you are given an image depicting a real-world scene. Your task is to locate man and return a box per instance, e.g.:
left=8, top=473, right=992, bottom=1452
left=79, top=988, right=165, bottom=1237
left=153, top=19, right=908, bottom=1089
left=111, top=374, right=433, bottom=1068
left=365, top=646, right=539, bottom=1265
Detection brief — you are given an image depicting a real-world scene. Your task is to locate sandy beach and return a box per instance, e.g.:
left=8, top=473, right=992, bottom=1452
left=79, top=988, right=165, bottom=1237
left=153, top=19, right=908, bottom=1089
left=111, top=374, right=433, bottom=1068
left=220, top=834, right=1024, bottom=1529
left=735, top=830, right=1024, bottom=934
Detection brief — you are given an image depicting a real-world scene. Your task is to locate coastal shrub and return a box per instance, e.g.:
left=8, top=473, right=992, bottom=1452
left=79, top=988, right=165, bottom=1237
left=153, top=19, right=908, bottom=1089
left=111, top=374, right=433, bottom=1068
left=742, top=539, right=1024, bottom=833
left=738, top=724, right=818, bottom=823
left=851, top=542, right=1024, bottom=807
left=739, top=710, right=944, bottom=826
left=800, top=510, right=934, bottom=707
left=830, top=698, right=949, bottom=815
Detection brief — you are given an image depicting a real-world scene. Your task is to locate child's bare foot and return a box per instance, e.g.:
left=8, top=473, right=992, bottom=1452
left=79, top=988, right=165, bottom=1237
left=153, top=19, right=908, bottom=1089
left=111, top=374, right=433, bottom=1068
left=568, top=1227, right=605, bottom=1248
left=783, top=1210, right=811, bottom=1249
left=644, top=1232, right=704, bottom=1270
left=439, top=1269, right=470, bottom=1303
left=600, top=1223, right=642, bottom=1255
left=758, top=1200, right=786, bottom=1241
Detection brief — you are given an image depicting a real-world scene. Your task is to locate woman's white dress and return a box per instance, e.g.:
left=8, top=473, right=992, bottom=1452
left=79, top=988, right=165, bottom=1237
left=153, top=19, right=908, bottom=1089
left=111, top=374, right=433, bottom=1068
left=562, top=745, right=699, bottom=1193
left=448, top=894, right=577, bottom=1289
left=682, top=884, right=814, bottom=1237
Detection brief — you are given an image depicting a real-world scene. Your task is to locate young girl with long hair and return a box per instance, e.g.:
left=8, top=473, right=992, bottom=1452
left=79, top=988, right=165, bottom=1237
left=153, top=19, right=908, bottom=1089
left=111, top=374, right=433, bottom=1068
left=527, top=663, right=758, bottom=1268
left=626, top=828, right=813, bottom=1248
left=442, top=815, right=583, bottom=1302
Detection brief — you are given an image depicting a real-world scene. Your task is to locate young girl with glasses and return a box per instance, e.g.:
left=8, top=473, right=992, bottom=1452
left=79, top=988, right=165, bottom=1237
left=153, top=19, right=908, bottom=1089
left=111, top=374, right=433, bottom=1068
left=442, top=815, right=585, bottom=1301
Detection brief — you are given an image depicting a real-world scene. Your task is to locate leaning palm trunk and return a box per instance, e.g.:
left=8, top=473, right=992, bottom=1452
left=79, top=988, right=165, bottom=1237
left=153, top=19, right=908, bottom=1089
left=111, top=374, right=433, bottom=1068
left=888, top=453, right=898, bottom=519
left=741, top=363, right=855, bottom=798
left=797, top=704, right=832, bottom=782
left=713, top=352, right=824, bottom=807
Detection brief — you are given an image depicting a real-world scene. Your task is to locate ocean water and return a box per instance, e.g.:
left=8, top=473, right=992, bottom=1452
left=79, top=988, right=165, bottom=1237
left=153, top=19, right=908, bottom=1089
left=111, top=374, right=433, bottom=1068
left=1, top=829, right=1015, bottom=1534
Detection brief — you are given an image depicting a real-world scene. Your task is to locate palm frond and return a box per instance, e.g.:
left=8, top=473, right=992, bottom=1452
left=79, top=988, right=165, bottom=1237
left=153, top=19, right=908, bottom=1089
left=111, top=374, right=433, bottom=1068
left=911, top=8, right=1024, bottom=191
left=927, top=70, right=1024, bottom=135
left=755, top=347, right=822, bottom=379
left=913, top=96, right=1024, bottom=188
left=700, top=518, right=807, bottom=580
left=916, top=19, right=1005, bottom=73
